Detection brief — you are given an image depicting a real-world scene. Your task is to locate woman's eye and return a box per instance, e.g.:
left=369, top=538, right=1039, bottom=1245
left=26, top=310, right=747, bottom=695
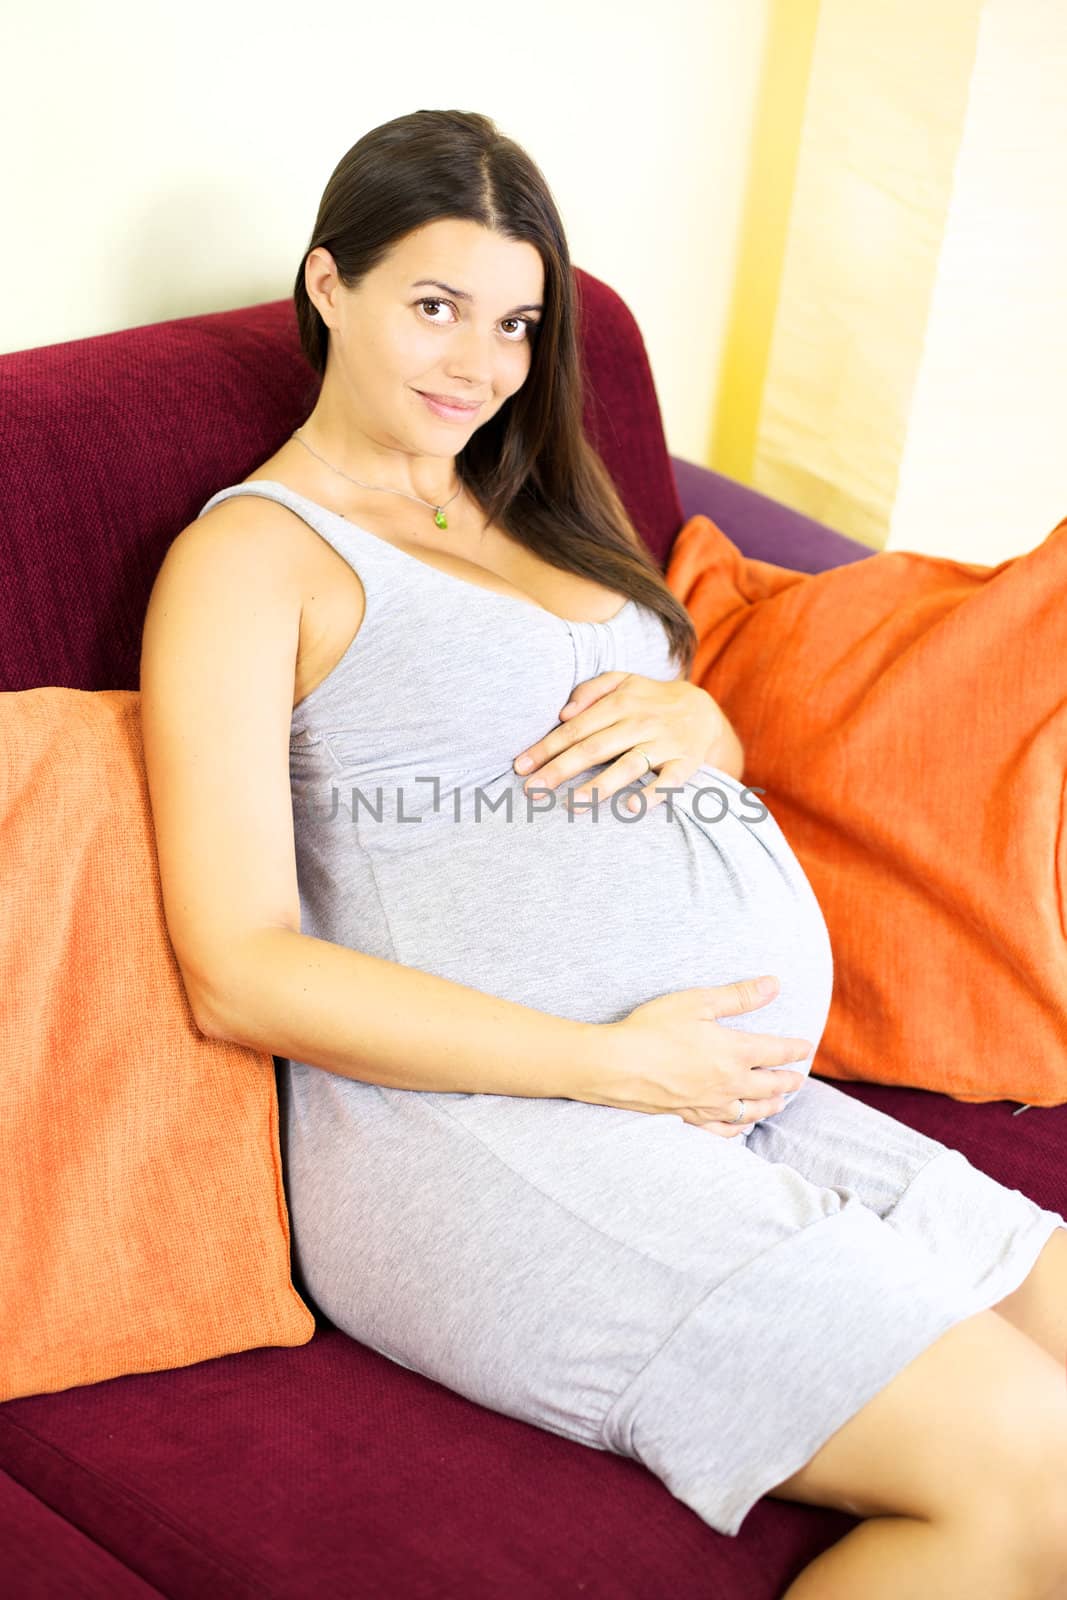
left=418, top=298, right=456, bottom=323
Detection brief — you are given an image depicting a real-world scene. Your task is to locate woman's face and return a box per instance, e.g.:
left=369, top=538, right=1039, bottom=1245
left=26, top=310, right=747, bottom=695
left=311, top=218, right=545, bottom=455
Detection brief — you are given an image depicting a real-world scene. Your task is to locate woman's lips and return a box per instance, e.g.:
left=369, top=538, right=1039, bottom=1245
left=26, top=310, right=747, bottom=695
left=416, top=390, right=482, bottom=422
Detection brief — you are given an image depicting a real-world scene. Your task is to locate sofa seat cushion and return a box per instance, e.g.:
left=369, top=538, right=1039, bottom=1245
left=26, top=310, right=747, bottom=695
left=0, top=1317, right=851, bottom=1600
left=1, top=1081, right=1059, bottom=1600
left=0, top=1467, right=165, bottom=1597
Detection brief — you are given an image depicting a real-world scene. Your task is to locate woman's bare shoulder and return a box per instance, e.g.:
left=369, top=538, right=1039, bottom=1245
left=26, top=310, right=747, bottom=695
left=172, top=489, right=342, bottom=610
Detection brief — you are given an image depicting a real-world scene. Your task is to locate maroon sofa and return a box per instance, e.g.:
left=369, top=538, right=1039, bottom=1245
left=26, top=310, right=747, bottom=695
left=3, top=270, right=1061, bottom=1600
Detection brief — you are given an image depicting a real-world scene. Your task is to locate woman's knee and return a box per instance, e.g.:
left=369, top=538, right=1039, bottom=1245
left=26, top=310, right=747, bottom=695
left=766, top=1309, right=1067, bottom=1533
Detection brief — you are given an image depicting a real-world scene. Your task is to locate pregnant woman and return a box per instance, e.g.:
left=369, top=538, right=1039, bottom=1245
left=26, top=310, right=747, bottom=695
left=140, top=110, right=1067, bottom=1597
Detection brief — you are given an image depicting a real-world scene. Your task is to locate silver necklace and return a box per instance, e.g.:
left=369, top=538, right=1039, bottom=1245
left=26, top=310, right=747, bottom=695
left=291, top=428, right=463, bottom=529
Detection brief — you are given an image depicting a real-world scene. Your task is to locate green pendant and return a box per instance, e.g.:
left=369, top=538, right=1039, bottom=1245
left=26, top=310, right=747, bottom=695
left=434, top=508, right=448, bottom=529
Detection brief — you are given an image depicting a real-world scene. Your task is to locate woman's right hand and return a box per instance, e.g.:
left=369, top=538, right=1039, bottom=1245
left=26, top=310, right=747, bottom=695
left=577, top=977, right=813, bottom=1137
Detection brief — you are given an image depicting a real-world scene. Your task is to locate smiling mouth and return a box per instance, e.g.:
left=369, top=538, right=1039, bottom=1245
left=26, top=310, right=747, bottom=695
left=416, top=390, right=484, bottom=411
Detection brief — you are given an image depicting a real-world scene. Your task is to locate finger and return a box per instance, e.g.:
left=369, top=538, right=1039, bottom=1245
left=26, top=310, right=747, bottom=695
left=717, top=1091, right=789, bottom=1129
left=551, top=730, right=648, bottom=801
left=627, top=784, right=670, bottom=815
left=574, top=746, right=656, bottom=807
left=522, top=719, right=636, bottom=794
left=734, top=1033, right=814, bottom=1068
left=626, top=758, right=690, bottom=815
left=514, top=728, right=568, bottom=775
left=703, top=977, right=782, bottom=1018
left=728, top=1069, right=792, bottom=1104
left=559, top=671, right=630, bottom=720
left=678, top=1110, right=746, bottom=1137
left=748, top=1069, right=805, bottom=1098
left=750, top=1067, right=808, bottom=1095
left=516, top=707, right=611, bottom=774
left=736, top=1062, right=809, bottom=1098
left=518, top=732, right=585, bottom=784
left=570, top=772, right=629, bottom=807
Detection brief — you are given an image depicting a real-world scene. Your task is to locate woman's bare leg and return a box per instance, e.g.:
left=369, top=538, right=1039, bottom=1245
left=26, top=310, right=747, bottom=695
left=993, top=1227, right=1067, bottom=1367
left=767, top=1309, right=1067, bottom=1599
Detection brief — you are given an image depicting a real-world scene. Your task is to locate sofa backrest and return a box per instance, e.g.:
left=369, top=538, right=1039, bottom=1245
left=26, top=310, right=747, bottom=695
left=0, top=271, right=683, bottom=693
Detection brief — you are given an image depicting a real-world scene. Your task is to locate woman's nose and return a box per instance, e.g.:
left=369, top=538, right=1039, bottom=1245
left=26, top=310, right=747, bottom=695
left=445, top=324, right=493, bottom=387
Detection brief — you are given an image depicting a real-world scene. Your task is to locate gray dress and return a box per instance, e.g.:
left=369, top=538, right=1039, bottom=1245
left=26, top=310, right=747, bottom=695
left=197, top=480, right=1067, bottom=1538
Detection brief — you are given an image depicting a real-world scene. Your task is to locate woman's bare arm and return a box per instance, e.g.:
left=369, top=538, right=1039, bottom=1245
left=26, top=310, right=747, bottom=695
left=198, top=925, right=605, bottom=1100
left=140, top=500, right=606, bottom=1105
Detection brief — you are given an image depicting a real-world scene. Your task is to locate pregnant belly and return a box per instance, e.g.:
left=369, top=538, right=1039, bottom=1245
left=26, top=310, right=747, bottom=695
left=360, top=764, right=835, bottom=1085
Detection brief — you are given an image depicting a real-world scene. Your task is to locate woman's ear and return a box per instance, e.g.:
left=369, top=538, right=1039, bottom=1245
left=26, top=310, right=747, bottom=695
left=305, top=248, right=342, bottom=326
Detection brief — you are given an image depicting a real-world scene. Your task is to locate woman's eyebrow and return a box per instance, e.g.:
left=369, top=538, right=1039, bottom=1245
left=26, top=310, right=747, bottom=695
left=410, top=278, right=543, bottom=313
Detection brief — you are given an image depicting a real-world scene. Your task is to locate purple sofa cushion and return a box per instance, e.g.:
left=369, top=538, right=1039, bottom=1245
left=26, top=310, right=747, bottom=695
left=672, top=455, right=875, bottom=574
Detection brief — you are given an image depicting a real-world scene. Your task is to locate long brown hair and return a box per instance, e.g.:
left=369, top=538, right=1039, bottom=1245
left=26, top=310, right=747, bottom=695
left=293, top=109, right=696, bottom=675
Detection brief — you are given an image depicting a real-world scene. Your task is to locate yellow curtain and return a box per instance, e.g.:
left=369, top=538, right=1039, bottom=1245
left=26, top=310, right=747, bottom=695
left=711, top=0, right=994, bottom=555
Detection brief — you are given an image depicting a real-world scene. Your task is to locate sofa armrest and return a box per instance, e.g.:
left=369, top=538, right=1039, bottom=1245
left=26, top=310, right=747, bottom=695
left=670, top=456, right=875, bottom=576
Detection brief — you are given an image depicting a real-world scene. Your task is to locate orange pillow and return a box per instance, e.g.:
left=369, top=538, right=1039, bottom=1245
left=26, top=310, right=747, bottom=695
left=0, top=689, right=315, bottom=1403
left=664, top=512, right=1067, bottom=1108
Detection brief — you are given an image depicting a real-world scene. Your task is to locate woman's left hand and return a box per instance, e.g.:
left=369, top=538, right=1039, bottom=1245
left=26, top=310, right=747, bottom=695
left=513, top=673, right=739, bottom=815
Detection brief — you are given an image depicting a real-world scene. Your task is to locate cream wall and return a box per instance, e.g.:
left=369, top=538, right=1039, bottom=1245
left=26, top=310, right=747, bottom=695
left=2, top=0, right=771, bottom=468
left=750, top=0, right=985, bottom=551
left=723, top=0, right=1067, bottom=562
left=889, top=0, right=1067, bottom=560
